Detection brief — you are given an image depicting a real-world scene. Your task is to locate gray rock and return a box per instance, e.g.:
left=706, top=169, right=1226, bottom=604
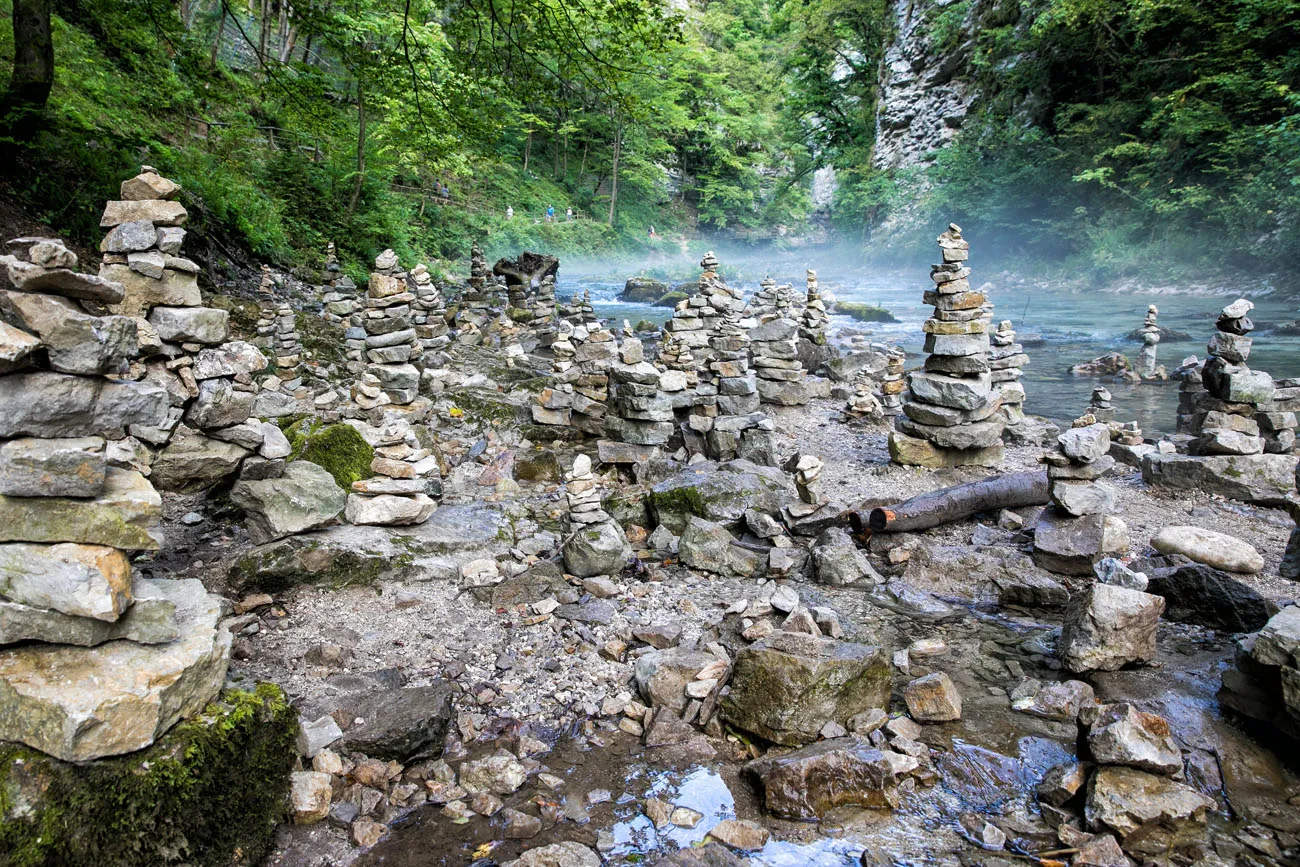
left=905, top=371, right=992, bottom=410
left=903, top=671, right=962, bottom=721
left=648, top=460, right=791, bottom=534
left=0, top=290, right=137, bottom=375
left=230, top=461, right=346, bottom=544
left=337, top=684, right=454, bottom=761
left=721, top=630, right=891, bottom=745
left=0, top=576, right=191, bottom=647
left=812, top=526, right=881, bottom=585
left=151, top=431, right=248, bottom=493
left=0, top=467, right=160, bottom=550
left=1088, top=703, right=1183, bottom=775
left=296, top=714, right=343, bottom=758
left=679, top=516, right=761, bottom=578
left=98, top=262, right=198, bottom=316
left=1085, top=766, right=1214, bottom=860
left=1141, top=452, right=1298, bottom=507
left=0, top=372, right=167, bottom=438
left=1094, top=557, right=1148, bottom=591
left=1032, top=509, right=1129, bottom=576
left=1149, top=525, right=1264, bottom=574
left=0, top=541, right=131, bottom=620
left=744, top=738, right=898, bottom=818
left=186, top=378, right=256, bottom=429
left=562, top=520, right=630, bottom=577
left=513, top=842, right=601, bottom=867
left=1146, top=563, right=1276, bottom=632
left=0, top=436, right=106, bottom=497
left=147, top=306, right=229, bottom=344
left=458, top=749, right=528, bottom=795
left=1059, top=583, right=1165, bottom=673
left=633, top=646, right=720, bottom=712
left=1058, top=424, right=1111, bottom=463
left=6, top=259, right=125, bottom=304
left=1049, top=480, right=1117, bottom=517
left=100, top=219, right=159, bottom=253
left=190, top=341, right=268, bottom=380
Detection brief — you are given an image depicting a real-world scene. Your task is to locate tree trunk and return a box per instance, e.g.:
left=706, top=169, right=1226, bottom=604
left=347, top=82, right=366, bottom=217
left=210, top=1, right=227, bottom=68
left=1, top=0, right=54, bottom=135
left=607, top=119, right=621, bottom=227
left=300, top=31, right=313, bottom=63
left=522, top=130, right=531, bottom=175
left=848, top=471, right=1049, bottom=534
left=256, top=0, right=270, bottom=77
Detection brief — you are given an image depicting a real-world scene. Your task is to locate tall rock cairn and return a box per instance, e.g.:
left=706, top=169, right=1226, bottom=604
left=1263, top=378, right=1299, bottom=454
left=0, top=237, right=231, bottom=763
left=320, top=242, right=359, bottom=325
left=569, top=320, right=615, bottom=435
left=606, top=336, right=673, bottom=447
left=880, top=347, right=906, bottom=416
left=1187, top=299, right=1272, bottom=456
left=532, top=320, right=578, bottom=428
left=990, top=319, right=1027, bottom=428
left=1136, top=305, right=1163, bottom=379
left=751, top=316, right=808, bottom=407
left=254, top=267, right=303, bottom=389
left=345, top=420, right=438, bottom=526
left=361, top=250, right=421, bottom=405
left=890, top=224, right=1005, bottom=468
left=410, top=262, right=450, bottom=361
left=1032, top=415, right=1129, bottom=575
left=799, top=269, right=829, bottom=347
left=659, top=331, right=700, bottom=389
left=1089, top=387, right=1115, bottom=423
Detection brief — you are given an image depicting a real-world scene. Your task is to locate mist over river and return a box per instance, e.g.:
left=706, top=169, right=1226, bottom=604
left=557, top=263, right=1300, bottom=436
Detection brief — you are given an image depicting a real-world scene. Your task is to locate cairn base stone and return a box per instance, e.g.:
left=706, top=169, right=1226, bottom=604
left=0, top=580, right=232, bottom=761
left=1032, top=509, right=1128, bottom=576
left=888, top=431, right=1005, bottom=468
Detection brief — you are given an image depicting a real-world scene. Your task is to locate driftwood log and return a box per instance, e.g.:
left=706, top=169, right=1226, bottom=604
left=849, top=471, right=1049, bottom=534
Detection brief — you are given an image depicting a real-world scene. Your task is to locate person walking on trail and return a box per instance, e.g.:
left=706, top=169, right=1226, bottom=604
left=546, top=205, right=555, bottom=222
left=566, top=207, right=574, bottom=221
left=648, top=225, right=657, bottom=239
left=506, top=205, right=514, bottom=219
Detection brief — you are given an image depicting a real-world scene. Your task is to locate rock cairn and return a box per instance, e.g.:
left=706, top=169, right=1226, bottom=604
left=410, top=263, right=450, bottom=362
left=564, top=454, right=607, bottom=526
left=254, top=268, right=303, bottom=388
left=879, top=347, right=906, bottom=415
left=1033, top=416, right=1128, bottom=576
left=558, top=290, right=595, bottom=326
left=560, top=454, right=630, bottom=578
left=751, top=276, right=798, bottom=322
left=1284, top=463, right=1299, bottom=582
left=798, top=269, right=829, bottom=350
left=844, top=370, right=884, bottom=422
left=531, top=321, right=611, bottom=435
left=889, top=224, right=1004, bottom=468
left=606, top=337, right=673, bottom=448
left=1136, top=304, right=1163, bottom=379
left=990, top=319, right=1027, bottom=428
left=359, top=251, right=421, bottom=406
left=1088, top=387, right=1114, bottom=423
left=523, top=275, right=559, bottom=348
left=320, top=242, right=359, bottom=325
left=751, top=317, right=809, bottom=406
left=1184, top=299, right=1273, bottom=456
left=345, top=420, right=438, bottom=526
left=659, top=331, right=700, bottom=389
left=793, top=455, right=823, bottom=504
left=0, top=237, right=230, bottom=762
left=533, top=321, right=578, bottom=428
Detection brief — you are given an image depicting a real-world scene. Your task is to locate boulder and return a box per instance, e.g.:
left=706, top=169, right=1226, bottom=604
left=147, top=306, right=229, bottom=344
left=1149, top=525, right=1264, bottom=574
left=721, top=630, right=891, bottom=745
left=231, top=461, right=346, bottom=543
left=0, top=318, right=39, bottom=373
left=290, top=771, right=332, bottom=824
left=1146, top=563, right=1276, bottom=633
left=337, top=684, right=454, bottom=762
left=887, top=431, right=1005, bottom=468
left=0, top=290, right=137, bottom=375
left=1141, top=452, right=1298, bottom=507
left=344, top=492, right=437, bottom=526
left=0, top=542, right=131, bottom=620
left=1032, top=509, right=1129, bottom=576
left=458, top=749, right=528, bottom=795
left=812, top=527, right=881, bottom=585
left=5, top=259, right=125, bottom=304
left=0, top=372, right=167, bottom=438
left=634, top=646, right=720, bottom=712
left=0, top=579, right=231, bottom=761
left=0, top=436, right=106, bottom=497
left=1059, top=424, right=1111, bottom=463
left=0, top=467, right=160, bottom=550
left=1085, top=766, right=1214, bottom=860
left=1059, top=583, right=1165, bottom=673
left=186, top=378, right=256, bottom=429
left=903, top=671, right=963, bottom=722
left=151, top=432, right=248, bottom=493
left=744, top=738, right=898, bottom=819
left=649, top=461, right=791, bottom=533
left=99, top=262, right=199, bottom=316
left=1087, top=703, right=1183, bottom=775
left=679, top=516, right=761, bottom=578
left=1252, top=606, right=1300, bottom=668
left=562, top=519, right=630, bottom=577
left=190, top=341, right=268, bottom=380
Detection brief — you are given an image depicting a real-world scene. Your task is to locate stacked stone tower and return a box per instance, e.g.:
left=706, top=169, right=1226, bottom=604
left=1186, top=299, right=1272, bottom=456
left=1033, top=415, right=1129, bottom=575
left=0, top=236, right=230, bottom=762
left=890, top=224, right=1004, bottom=468
left=320, top=242, right=359, bottom=325
left=345, top=420, right=438, bottom=526
left=990, top=319, right=1027, bottom=428
left=1136, top=305, right=1162, bottom=379
left=361, top=251, right=421, bottom=405
left=410, top=263, right=450, bottom=361
left=605, top=336, right=673, bottom=447
left=799, top=269, right=828, bottom=348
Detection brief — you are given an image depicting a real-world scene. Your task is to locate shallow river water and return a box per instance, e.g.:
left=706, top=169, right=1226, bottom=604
left=558, top=264, right=1300, bottom=436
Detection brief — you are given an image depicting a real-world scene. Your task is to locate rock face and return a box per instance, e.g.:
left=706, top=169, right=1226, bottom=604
left=231, top=460, right=346, bottom=543
left=1059, top=583, right=1165, bottom=673
left=721, top=630, right=891, bottom=745
left=745, top=738, right=898, bottom=818
left=0, top=578, right=231, bottom=761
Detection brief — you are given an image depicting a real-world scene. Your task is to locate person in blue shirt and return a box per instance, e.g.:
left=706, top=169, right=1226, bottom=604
left=546, top=205, right=555, bottom=222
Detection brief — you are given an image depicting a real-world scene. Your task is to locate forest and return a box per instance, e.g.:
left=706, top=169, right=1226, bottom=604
left=1, top=0, right=1298, bottom=279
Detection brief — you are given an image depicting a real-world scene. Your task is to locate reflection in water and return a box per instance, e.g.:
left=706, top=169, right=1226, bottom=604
left=557, top=269, right=1300, bottom=435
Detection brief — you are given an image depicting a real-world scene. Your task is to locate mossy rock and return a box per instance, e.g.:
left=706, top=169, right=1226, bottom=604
left=283, top=418, right=374, bottom=489
left=834, top=302, right=899, bottom=324
left=227, top=529, right=416, bottom=593
left=0, top=683, right=296, bottom=867
left=653, top=291, right=688, bottom=308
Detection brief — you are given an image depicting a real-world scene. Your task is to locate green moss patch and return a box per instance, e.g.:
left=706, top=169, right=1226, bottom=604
left=653, top=291, right=688, bottom=308
left=284, top=418, right=374, bottom=489
left=834, top=302, right=899, bottom=323
left=0, top=684, right=297, bottom=867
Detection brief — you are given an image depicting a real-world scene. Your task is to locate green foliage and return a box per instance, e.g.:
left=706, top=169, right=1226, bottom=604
left=0, top=684, right=296, bottom=867
left=284, top=418, right=374, bottom=488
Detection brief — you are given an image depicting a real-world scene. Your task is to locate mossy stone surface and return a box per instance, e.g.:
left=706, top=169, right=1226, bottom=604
left=0, top=683, right=296, bottom=867
left=284, top=418, right=374, bottom=489
left=834, top=302, right=899, bottom=323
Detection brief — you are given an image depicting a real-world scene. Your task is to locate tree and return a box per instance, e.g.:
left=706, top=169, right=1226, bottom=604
left=1, top=0, right=54, bottom=136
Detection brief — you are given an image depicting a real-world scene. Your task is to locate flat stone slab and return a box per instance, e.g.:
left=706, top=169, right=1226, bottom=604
left=0, top=468, right=161, bottom=550
left=0, top=578, right=231, bottom=761
left=0, top=542, right=131, bottom=620
left=1141, top=452, right=1298, bottom=507
left=0, top=576, right=189, bottom=646
left=0, top=372, right=168, bottom=439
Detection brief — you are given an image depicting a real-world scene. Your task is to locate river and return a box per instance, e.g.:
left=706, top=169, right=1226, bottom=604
left=557, top=264, right=1300, bottom=436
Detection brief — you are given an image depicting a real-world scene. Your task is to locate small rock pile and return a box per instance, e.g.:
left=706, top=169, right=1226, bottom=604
left=358, top=250, right=421, bottom=406
left=345, top=420, right=438, bottom=526
left=0, top=246, right=230, bottom=761
left=879, top=347, right=906, bottom=415
left=558, top=289, right=595, bottom=325
left=254, top=269, right=305, bottom=388
left=561, top=455, right=630, bottom=578
left=890, top=224, right=1005, bottom=468
left=751, top=317, right=809, bottom=406
left=1136, top=304, right=1165, bottom=379
left=532, top=321, right=612, bottom=435
left=1220, top=605, right=1300, bottom=738
left=1181, top=299, right=1276, bottom=456
left=606, top=337, right=673, bottom=447
left=989, top=319, right=1027, bottom=429
left=658, top=331, right=700, bottom=389
left=1033, top=416, right=1128, bottom=576
left=844, top=369, right=885, bottom=422
left=410, top=263, right=450, bottom=362
left=320, top=242, right=359, bottom=325
left=523, top=274, right=559, bottom=347
left=750, top=276, right=799, bottom=322
left=1089, top=386, right=1114, bottom=422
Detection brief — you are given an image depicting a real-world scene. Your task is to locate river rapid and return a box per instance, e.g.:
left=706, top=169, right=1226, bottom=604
left=558, top=263, right=1300, bottom=436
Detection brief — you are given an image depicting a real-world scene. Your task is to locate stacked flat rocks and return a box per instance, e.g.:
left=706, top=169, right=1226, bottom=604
left=361, top=251, right=421, bottom=405
left=346, top=420, right=438, bottom=525
left=1283, top=462, right=1299, bottom=582
left=605, top=337, right=673, bottom=447
left=0, top=251, right=230, bottom=761
left=558, top=290, right=595, bottom=326
left=879, top=347, right=906, bottom=415
left=1219, top=605, right=1300, bottom=739
left=410, top=263, right=450, bottom=361
left=798, top=270, right=829, bottom=351
left=532, top=321, right=579, bottom=428
left=1136, top=305, right=1163, bottom=379
left=321, top=242, right=359, bottom=325
left=254, top=269, right=304, bottom=388
left=659, top=331, right=700, bottom=389
left=751, top=276, right=799, bottom=322
left=561, top=455, right=630, bottom=578
left=564, top=454, right=607, bottom=526
left=1262, top=380, right=1299, bottom=454
left=751, top=316, right=809, bottom=406
left=523, top=275, right=559, bottom=348
left=844, top=369, right=884, bottom=422
left=793, top=455, right=824, bottom=504
left=1033, top=416, right=1128, bottom=576
left=889, top=224, right=1004, bottom=468
left=1089, top=387, right=1114, bottom=423
left=532, top=321, right=612, bottom=436
left=96, top=166, right=198, bottom=318
left=1180, top=299, right=1273, bottom=456
left=990, top=319, right=1027, bottom=428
